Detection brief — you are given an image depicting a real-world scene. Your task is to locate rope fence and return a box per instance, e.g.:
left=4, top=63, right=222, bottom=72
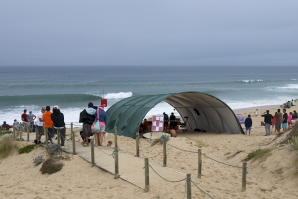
left=10, top=124, right=249, bottom=197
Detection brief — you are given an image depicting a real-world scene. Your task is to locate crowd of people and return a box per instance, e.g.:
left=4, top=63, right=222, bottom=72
left=244, top=107, right=298, bottom=136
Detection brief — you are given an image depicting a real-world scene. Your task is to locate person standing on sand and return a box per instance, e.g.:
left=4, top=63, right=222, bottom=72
left=244, top=114, right=252, bottom=135
left=27, top=110, right=36, bottom=132
left=94, top=104, right=107, bottom=146
left=21, top=109, right=30, bottom=131
left=261, top=110, right=273, bottom=136
left=34, top=107, right=45, bottom=144
left=288, top=112, right=293, bottom=129
left=51, top=106, right=66, bottom=148
left=79, top=102, right=96, bottom=147
left=42, top=106, right=54, bottom=144
left=282, top=109, right=288, bottom=132
left=271, top=113, right=277, bottom=133
left=275, top=109, right=283, bottom=133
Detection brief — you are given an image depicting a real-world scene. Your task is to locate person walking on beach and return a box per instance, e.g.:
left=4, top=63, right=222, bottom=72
left=275, top=109, right=283, bottom=134
left=34, top=107, right=45, bottom=144
left=163, top=112, right=169, bottom=127
left=169, top=112, right=177, bottom=129
left=261, top=110, right=273, bottom=136
left=27, top=110, right=36, bottom=132
left=51, top=105, right=66, bottom=148
left=93, top=104, right=107, bottom=147
left=42, top=106, right=54, bottom=144
left=244, top=114, right=252, bottom=135
left=282, top=109, right=288, bottom=132
left=79, top=102, right=96, bottom=147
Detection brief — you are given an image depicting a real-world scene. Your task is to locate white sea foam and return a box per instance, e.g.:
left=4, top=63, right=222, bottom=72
left=241, top=79, right=263, bottom=83
left=276, top=84, right=298, bottom=89
left=104, top=92, right=133, bottom=99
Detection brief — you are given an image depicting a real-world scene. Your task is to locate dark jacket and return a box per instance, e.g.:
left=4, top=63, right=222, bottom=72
left=79, top=108, right=96, bottom=125
left=261, top=113, right=273, bottom=125
left=244, top=117, right=252, bottom=127
left=51, top=109, right=65, bottom=127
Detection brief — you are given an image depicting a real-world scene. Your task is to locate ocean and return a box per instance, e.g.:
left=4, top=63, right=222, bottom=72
left=0, top=66, right=297, bottom=126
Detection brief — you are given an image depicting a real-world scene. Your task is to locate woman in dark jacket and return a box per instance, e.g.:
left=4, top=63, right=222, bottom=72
left=51, top=105, right=66, bottom=148
left=79, top=102, right=96, bottom=146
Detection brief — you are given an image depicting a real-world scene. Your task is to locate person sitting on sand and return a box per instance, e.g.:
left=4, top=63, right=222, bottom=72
left=244, top=114, right=252, bottom=135
left=292, top=110, right=298, bottom=120
left=1, top=121, right=12, bottom=130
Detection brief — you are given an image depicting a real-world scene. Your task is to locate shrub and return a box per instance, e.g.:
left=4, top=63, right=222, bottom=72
left=18, top=144, right=35, bottom=154
left=40, top=158, right=64, bottom=174
left=243, top=148, right=272, bottom=162
left=0, top=138, right=17, bottom=159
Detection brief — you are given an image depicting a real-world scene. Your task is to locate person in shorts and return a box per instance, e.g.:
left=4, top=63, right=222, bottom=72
left=244, top=114, right=252, bottom=135
left=34, top=107, right=45, bottom=144
left=282, top=109, right=288, bottom=133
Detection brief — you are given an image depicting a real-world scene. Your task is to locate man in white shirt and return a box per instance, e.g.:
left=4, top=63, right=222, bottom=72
left=34, top=107, right=45, bottom=144
left=28, top=110, right=36, bottom=132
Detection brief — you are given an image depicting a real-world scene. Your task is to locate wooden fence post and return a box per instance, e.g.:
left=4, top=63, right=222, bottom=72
left=19, top=125, right=22, bottom=141
left=242, top=162, right=247, bottom=192
left=163, top=139, right=167, bottom=167
left=91, top=139, right=95, bottom=167
left=13, top=125, right=16, bottom=139
left=26, top=124, right=29, bottom=141
left=144, top=158, right=149, bottom=192
left=187, top=174, right=191, bottom=199
left=114, top=126, right=119, bottom=179
left=198, top=148, right=202, bottom=179
left=136, top=131, right=139, bottom=157
left=71, top=123, right=76, bottom=154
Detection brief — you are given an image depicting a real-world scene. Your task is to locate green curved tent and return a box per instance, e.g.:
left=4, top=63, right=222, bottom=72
left=106, top=91, right=244, bottom=138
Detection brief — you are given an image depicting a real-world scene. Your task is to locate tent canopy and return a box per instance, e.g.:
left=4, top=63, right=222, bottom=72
left=106, top=91, right=244, bottom=138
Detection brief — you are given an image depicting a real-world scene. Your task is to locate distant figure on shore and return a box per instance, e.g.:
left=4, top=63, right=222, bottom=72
left=13, top=119, right=20, bottom=130
left=261, top=110, right=273, bottom=136
left=79, top=102, right=96, bottom=147
left=51, top=105, right=66, bottom=148
left=27, top=111, right=36, bottom=132
left=282, top=109, right=288, bottom=133
left=244, top=114, right=252, bottom=135
left=254, top=109, right=258, bottom=116
left=271, top=113, right=277, bottom=133
left=34, top=107, right=45, bottom=144
left=292, top=99, right=296, bottom=106
left=275, top=109, right=283, bottom=133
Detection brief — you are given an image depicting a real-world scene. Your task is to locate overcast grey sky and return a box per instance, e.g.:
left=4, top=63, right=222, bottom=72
left=0, top=1, right=297, bottom=66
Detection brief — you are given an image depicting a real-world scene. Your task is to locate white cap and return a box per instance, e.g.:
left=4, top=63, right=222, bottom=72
left=53, top=105, right=59, bottom=109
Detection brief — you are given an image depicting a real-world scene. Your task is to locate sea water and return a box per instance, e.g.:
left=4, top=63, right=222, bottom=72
left=0, top=66, right=297, bottom=126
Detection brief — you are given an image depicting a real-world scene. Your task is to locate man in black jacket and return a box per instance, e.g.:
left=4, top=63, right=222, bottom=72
left=79, top=102, right=96, bottom=146
left=51, top=105, right=66, bottom=148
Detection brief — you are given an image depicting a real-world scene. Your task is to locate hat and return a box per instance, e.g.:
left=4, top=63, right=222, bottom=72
left=29, top=110, right=32, bottom=113
left=53, top=105, right=59, bottom=109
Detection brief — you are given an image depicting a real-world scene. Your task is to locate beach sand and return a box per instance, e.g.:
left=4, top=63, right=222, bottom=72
left=0, top=102, right=298, bottom=199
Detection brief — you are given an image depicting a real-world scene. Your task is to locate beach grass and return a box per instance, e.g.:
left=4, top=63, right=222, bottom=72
left=18, top=144, right=36, bottom=154
left=0, top=137, right=17, bottom=159
left=243, top=148, right=272, bottom=162
left=0, top=129, right=13, bottom=136
left=227, top=150, right=244, bottom=159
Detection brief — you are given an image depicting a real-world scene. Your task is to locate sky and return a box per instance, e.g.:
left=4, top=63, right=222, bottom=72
left=0, top=0, right=298, bottom=67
